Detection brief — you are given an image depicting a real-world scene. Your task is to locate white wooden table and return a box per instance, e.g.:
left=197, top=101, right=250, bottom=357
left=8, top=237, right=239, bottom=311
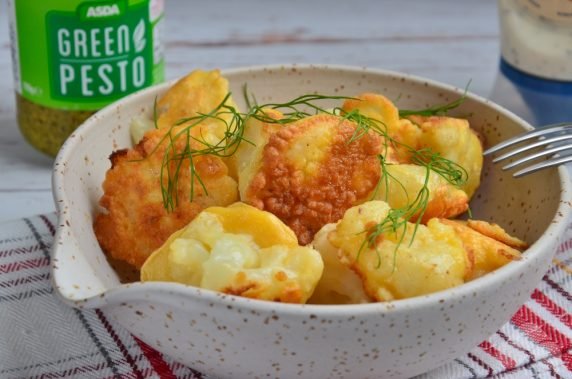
left=0, top=0, right=513, bottom=222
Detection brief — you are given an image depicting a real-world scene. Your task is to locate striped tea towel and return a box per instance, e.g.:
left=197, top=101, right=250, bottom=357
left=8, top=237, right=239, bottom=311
left=1, top=213, right=571, bottom=378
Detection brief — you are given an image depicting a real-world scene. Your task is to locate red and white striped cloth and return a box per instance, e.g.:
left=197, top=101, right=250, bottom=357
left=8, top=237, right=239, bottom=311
left=1, top=213, right=571, bottom=379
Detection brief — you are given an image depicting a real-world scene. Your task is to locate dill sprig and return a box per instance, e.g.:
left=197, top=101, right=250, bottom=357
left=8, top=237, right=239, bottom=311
left=398, top=95, right=465, bottom=117
left=149, top=88, right=469, bottom=269
left=357, top=181, right=430, bottom=269
left=242, top=83, right=257, bottom=110
left=153, top=93, right=251, bottom=211
left=411, top=148, right=467, bottom=187
left=398, top=81, right=471, bottom=117
left=328, top=96, right=469, bottom=267
left=249, top=94, right=355, bottom=125
left=344, top=107, right=468, bottom=267
left=343, top=109, right=388, bottom=144
left=153, top=93, right=357, bottom=210
left=359, top=150, right=467, bottom=269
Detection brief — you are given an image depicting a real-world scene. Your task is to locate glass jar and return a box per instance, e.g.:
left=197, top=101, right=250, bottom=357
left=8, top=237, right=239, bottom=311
left=491, top=0, right=572, bottom=126
left=8, top=0, right=165, bottom=156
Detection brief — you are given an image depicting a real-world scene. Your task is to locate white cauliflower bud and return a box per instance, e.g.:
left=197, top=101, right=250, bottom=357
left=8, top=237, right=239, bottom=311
left=168, top=238, right=210, bottom=285
left=141, top=203, right=324, bottom=304
left=308, top=224, right=371, bottom=304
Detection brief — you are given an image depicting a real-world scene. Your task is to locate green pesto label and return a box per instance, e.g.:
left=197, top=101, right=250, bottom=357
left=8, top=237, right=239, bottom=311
left=10, top=0, right=164, bottom=111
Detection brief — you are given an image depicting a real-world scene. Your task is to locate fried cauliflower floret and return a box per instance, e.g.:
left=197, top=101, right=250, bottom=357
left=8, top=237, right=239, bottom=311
left=435, top=219, right=525, bottom=281
left=373, top=164, right=469, bottom=222
left=321, top=201, right=466, bottom=301
left=342, top=93, right=422, bottom=162
left=308, top=223, right=371, bottom=304
left=407, top=116, right=483, bottom=198
left=241, top=113, right=396, bottom=245
left=94, top=128, right=238, bottom=270
left=141, top=203, right=324, bottom=303
left=95, top=70, right=241, bottom=269
left=157, top=70, right=238, bottom=132
left=129, top=70, right=238, bottom=146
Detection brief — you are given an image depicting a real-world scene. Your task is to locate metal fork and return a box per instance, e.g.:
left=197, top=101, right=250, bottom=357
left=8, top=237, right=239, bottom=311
left=483, top=123, right=572, bottom=177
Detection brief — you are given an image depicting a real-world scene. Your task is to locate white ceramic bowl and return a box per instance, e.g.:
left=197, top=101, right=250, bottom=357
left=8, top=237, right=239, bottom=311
left=52, top=65, right=572, bottom=379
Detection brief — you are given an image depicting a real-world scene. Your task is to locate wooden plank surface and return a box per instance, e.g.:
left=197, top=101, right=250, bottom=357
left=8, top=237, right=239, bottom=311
left=0, top=0, right=502, bottom=221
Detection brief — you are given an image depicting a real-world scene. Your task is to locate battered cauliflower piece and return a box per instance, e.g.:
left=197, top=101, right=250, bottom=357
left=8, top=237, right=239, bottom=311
left=95, top=70, right=241, bottom=269
left=317, top=201, right=466, bottom=302
left=308, top=224, right=371, bottom=304
left=407, top=116, right=483, bottom=198
left=341, top=93, right=482, bottom=198
left=435, top=219, right=525, bottom=280
left=141, top=203, right=324, bottom=304
left=156, top=70, right=238, bottom=134
left=241, top=113, right=396, bottom=245
left=373, top=164, right=469, bottom=222
left=342, top=93, right=421, bottom=162
left=94, top=125, right=239, bottom=269
left=129, top=70, right=238, bottom=146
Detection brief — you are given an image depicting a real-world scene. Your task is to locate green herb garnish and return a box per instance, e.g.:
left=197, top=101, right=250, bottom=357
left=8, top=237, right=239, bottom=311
left=359, top=151, right=467, bottom=269
left=150, top=88, right=469, bottom=267
left=398, top=81, right=470, bottom=117
left=149, top=93, right=251, bottom=211
left=248, top=94, right=354, bottom=125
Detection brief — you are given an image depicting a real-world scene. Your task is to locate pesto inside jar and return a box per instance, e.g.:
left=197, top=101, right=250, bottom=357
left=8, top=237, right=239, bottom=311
left=9, top=0, right=165, bottom=156
left=16, top=94, right=95, bottom=157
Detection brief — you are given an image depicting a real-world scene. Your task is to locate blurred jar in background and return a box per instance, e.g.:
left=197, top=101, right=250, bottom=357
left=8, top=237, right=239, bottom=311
left=490, top=0, right=572, bottom=126
left=8, top=0, right=165, bottom=157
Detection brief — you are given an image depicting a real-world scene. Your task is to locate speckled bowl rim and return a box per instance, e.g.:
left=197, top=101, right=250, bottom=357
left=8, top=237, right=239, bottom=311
left=52, top=63, right=572, bottom=316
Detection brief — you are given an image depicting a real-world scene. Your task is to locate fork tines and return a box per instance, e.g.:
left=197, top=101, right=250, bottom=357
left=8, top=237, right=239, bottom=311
left=483, top=123, right=572, bottom=177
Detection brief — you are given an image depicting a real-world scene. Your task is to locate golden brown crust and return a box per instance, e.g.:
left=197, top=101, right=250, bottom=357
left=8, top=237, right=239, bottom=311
left=466, top=220, right=528, bottom=250
left=372, top=164, right=469, bottom=223
left=418, top=184, right=469, bottom=223
left=94, top=125, right=238, bottom=269
left=95, top=70, right=241, bottom=269
left=342, top=93, right=422, bottom=162
left=109, top=149, right=128, bottom=168
left=156, top=69, right=237, bottom=130
left=437, top=218, right=522, bottom=280
left=244, top=114, right=388, bottom=245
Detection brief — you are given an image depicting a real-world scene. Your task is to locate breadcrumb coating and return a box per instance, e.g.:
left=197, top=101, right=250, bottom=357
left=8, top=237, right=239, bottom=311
left=94, top=126, right=238, bottom=268
left=244, top=114, right=394, bottom=245
left=94, top=70, right=239, bottom=269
